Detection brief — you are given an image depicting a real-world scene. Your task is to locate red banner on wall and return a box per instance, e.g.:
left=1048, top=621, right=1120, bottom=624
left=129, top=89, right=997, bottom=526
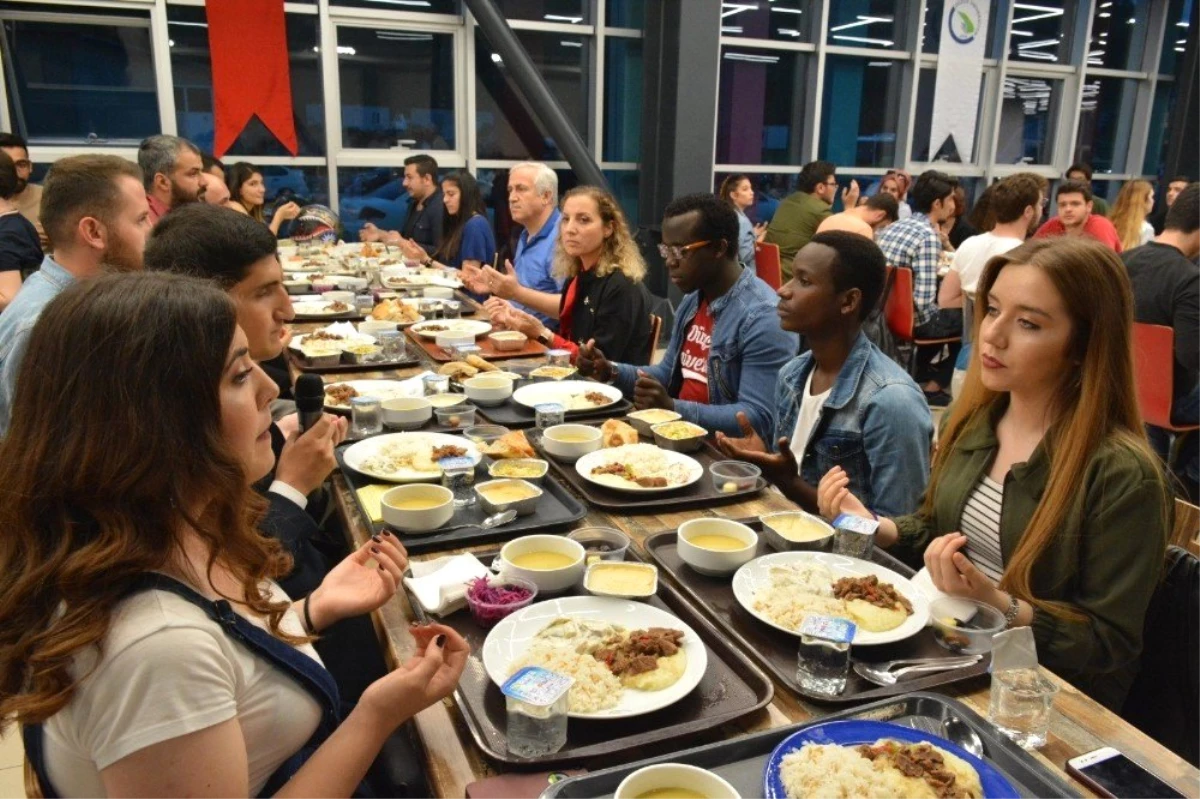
left=205, top=0, right=298, bottom=157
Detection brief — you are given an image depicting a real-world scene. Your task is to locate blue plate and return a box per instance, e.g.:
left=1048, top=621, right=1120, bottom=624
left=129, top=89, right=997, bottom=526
left=762, top=720, right=1020, bottom=798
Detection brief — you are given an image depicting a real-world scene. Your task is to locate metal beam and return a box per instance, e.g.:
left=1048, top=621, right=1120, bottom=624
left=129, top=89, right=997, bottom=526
left=462, top=0, right=607, bottom=190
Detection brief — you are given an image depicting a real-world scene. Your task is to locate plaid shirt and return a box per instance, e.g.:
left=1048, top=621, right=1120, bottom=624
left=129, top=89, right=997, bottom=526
left=877, top=212, right=941, bottom=327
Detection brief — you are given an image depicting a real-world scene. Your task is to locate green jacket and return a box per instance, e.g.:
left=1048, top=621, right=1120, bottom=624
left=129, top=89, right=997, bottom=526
left=891, top=406, right=1168, bottom=711
left=764, top=192, right=830, bottom=280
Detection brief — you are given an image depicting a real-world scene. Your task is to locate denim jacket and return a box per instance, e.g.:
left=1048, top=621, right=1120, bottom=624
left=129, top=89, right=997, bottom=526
left=613, top=267, right=797, bottom=440
left=776, top=331, right=932, bottom=517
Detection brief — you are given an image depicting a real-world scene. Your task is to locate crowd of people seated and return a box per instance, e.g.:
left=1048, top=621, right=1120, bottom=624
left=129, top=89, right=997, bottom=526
left=0, top=130, right=1194, bottom=796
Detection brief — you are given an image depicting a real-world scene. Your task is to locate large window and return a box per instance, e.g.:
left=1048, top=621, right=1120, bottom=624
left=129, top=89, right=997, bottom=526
left=717, top=48, right=811, bottom=165
left=1074, top=76, right=1138, bottom=174
left=337, top=166, right=409, bottom=239
left=603, top=37, right=641, bottom=162
left=819, top=55, right=904, bottom=168
left=995, top=76, right=1063, bottom=165
left=1086, top=0, right=1149, bottom=70
left=1142, top=82, right=1176, bottom=176
left=1007, top=0, right=1076, bottom=64
left=720, top=0, right=815, bottom=43
left=825, top=0, right=914, bottom=50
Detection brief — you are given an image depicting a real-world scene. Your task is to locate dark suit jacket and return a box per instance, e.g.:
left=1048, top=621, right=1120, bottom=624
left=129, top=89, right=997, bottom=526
left=255, top=423, right=330, bottom=597
left=402, top=189, right=445, bottom=255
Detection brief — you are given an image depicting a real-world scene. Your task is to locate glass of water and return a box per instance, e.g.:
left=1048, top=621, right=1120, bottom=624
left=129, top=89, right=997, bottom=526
left=349, top=397, right=383, bottom=438
left=988, top=668, right=1059, bottom=749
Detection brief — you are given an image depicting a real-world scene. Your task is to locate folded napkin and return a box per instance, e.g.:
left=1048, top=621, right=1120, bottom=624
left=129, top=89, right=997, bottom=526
left=913, top=567, right=980, bottom=622
left=403, top=554, right=491, bottom=616
left=355, top=483, right=393, bottom=524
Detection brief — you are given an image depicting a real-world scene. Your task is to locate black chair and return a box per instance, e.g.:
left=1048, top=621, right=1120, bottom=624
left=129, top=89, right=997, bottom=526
left=1121, top=546, right=1199, bottom=766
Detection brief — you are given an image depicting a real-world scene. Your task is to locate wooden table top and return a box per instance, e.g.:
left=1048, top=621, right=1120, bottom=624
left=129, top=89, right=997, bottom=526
left=291, top=314, right=1200, bottom=799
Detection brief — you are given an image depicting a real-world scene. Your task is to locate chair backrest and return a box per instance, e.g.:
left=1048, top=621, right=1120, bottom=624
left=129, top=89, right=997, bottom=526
left=1132, top=322, right=1177, bottom=429
left=883, top=265, right=916, bottom=341
left=1174, top=497, right=1200, bottom=557
left=754, top=242, right=782, bottom=291
left=647, top=313, right=664, bottom=364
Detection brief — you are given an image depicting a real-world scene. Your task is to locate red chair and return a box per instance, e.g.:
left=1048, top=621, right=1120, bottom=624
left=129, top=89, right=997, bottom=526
left=754, top=241, right=782, bottom=291
left=883, top=266, right=961, bottom=373
left=1132, top=322, right=1200, bottom=432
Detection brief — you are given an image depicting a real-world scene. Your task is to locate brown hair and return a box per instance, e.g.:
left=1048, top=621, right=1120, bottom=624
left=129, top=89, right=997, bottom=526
left=40, top=155, right=143, bottom=251
left=989, top=173, right=1046, bottom=225
left=718, top=174, right=751, bottom=207
left=227, top=161, right=266, bottom=222
left=929, top=238, right=1166, bottom=620
left=552, top=186, right=647, bottom=283
left=1056, top=178, right=1093, bottom=204
left=0, top=272, right=294, bottom=726
left=1110, top=179, right=1154, bottom=251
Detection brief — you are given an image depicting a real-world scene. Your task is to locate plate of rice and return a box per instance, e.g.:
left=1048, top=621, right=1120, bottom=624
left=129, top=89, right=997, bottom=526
left=575, top=443, right=704, bottom=493
left=481, top=596, right=708, bottom=719
left=732, top=552, right=929, bottom=645
left=512, top=380, right=623, bottom=412
left=342, top=432, right=481, bottom=482
left=762, top=720, right=1018, bottom=799
left=322, top=379, right=416, bottom=411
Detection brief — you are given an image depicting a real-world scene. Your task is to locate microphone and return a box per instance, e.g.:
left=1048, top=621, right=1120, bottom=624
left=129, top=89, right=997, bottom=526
left=295, top=373, right=326, bottom=434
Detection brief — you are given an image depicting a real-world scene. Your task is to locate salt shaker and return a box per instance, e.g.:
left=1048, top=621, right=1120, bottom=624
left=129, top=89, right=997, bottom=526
left=501, top=666, right=573, bottom=758
left=795, top=615, right=856, bottom=696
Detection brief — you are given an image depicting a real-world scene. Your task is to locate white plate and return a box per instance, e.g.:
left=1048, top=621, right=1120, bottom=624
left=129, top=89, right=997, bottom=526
left=481, top=596, right=708, bottom=720
left=322, top=379, right=417, bottom=410
left=575, top=443, right=704, bottom=494
left=511, top=380, right=624, bottom=412
left=292, top=301, right=354, bottom=317
left=342, top=432, right=481, bottom=482
left=290, top=331, right=376, bottom=351
left=411, top=319, right=493, bottom=339
left=382, top=272, right=463, bottom=289
left=731, top=551, right=929, bottom=646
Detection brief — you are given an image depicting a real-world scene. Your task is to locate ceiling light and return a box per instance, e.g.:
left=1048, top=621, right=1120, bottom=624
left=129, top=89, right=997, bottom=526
left=365, top=0, right=431, bottom=5
left=721, top=26, right=744, bottom=33
left=1011, top=29, right=1034, bottom=36
left=1176, top=46, right=1187, bottom=51
left=1127, top=17, right=1136, bottom=23
left=867, top=61, right=893, bottom=66
left=491, top=53, right=502, bottom=63
left=831, top=34, right=895, bottom=46
left=337, top=46, right=355, bottom=55
left=544, top=14, right=584, bottom=22
left=777, top=27, right=802, bottom=37
left=829, top=15, right=892, bottom=32
left=1098, top=11, right=1110, bottom=17
left=168, top=20, right=207, bottom=27
left=721, top=3, right=759, bottom=18
left=770, top=6, right=803, bottom=13
left=1017, top=38, right=1060, bottom=49
left=723, top=51, right=780, bottom=63
left=1012, top=2, right=1065, bottom=25
left=168, top=38, right=175, bottom=46
left=560, top=40, right=583, bottom=47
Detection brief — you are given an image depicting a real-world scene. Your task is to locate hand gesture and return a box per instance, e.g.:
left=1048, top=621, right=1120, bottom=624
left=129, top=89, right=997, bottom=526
left=461, top=262, right=489, bottom=294
left=398, top=237, right=427, bottom=262
left=359, top=623, right=470, bottom=733
left=715, top=412, right=797, bottom=484
left=501, top=305, right=543, bottom=339
left=576, top=339, right=613, bottom=382
left=841, top=179, right=860, bottom=210
left=924, top=533, right=999, bottom=605
left=633, top=370, right=674, bottom=411
left=753, top=222, right=768, bottom=242
left=276, top=201, right=301, bottom=222
left=816, top=465, right=870, bottom=520
left=310, top=533, right=408, bottom=629
left=274, top=413, right=346, bottom=496
left=360, top=222, right=382, bottom=243
left=482, top=260, right=521, bottom=300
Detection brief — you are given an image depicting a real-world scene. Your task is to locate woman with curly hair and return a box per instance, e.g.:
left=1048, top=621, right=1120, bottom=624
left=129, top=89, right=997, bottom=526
left=487, top=185, right=652, bottom=364
left=0, top=272, right=467, bottom=797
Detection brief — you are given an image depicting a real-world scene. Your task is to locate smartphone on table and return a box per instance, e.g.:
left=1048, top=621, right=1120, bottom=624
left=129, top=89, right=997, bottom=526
left=1065, top=747, right=1185, bottom=798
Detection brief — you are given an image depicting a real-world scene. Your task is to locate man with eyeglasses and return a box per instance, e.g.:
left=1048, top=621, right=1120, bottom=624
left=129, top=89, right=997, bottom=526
left=577, top=193, right=796, bottom=441
left=0, top=133, right=44, bottom=246
left=764, top=160, right=860, bottom=281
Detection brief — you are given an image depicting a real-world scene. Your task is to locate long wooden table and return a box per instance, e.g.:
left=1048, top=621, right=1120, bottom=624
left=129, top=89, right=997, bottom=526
left=293, top=314, right=1200, bottom=799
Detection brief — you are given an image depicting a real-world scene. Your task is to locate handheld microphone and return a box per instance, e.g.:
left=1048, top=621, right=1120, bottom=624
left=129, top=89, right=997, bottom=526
left=295, top=373, right=326, bottom=433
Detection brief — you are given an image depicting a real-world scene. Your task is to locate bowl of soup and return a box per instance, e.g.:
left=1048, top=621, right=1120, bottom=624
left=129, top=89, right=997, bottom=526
left=498, top=534, right=586, bottom=593
left=677, top=519, right=758, bottom=576
left=426, top=392, right=469, bottom=410
left=541, top=424, right=602, bottom=462
left=380, top=484, right=454, bottom=533
left=614, top=763, right=742, bottom=799
left=475, top=478, right=543, bottom=516
left=760, top=511, right=835, bottom=552
left=381, top=397, right=433, bottom=430
left=462, top=375, right=514, bottom=407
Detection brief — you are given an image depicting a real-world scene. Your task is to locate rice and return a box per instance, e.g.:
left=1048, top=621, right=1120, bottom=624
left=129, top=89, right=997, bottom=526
left=778, top=742, right=983, bottom=799
left=508, top=640, right=622, bottom=713
left=752, top=563, right=844, bottom=631
left=589, top=443, right=694, bottom=488
left=360, top=439, right=440, bottom=476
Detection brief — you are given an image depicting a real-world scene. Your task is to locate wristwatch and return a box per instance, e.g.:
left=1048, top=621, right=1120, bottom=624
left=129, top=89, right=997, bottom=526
left=536, top=328, right=554, bottom=346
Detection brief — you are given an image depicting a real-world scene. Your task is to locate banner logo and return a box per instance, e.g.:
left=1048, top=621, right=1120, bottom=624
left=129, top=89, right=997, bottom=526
left=948, top=0, right=982, bottom=45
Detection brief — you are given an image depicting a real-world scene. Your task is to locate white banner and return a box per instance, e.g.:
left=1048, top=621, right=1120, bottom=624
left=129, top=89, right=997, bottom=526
left=930, top=0, right=990, bottom=162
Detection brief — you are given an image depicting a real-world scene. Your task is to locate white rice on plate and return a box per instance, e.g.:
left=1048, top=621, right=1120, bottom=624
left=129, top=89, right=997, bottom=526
left=779, top=741, right=984, bottom=799
left=508, top=640, right=622, bottom=713
left=587, top=443, right=694, bottom=489
left=752, top=563, right=845, bottom=631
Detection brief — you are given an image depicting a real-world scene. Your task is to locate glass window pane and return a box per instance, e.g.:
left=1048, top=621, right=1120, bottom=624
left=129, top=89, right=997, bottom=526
left=606, top=0, right=644, bottom=28
left=1142, top=83, right=1176, bottom=176
left=826, top=0, right=914, bottom=51
left=1007, top=0, right=1075, bottom=64
left=170, top=7, right=324, bottom=156
left=1074, top=76, right=1138, bottom=174
left=720, top=1, right=815, bottom=43
left=337, top=167, right=408, bottom=240
left=1160, top=0, right=1197, bottom=75
left=2, top=12, right=159, bottom=143
left=603, top=169, right=639, bottom=225
left=713, top=172, right=801, bottom=225
left=819, top=55, right=902, bottom=168
left=995, top=76, right=1062, bottom=165
left=475, top=31, right=590, bottom=160
left=495, top=0, right=588, bottom=24
left=259, top=166, right=329, bottom=230
left=337, top=27, right=456, bottom=150
left=1087, top=0, right=1149, bottom=70
left=329, top=0, right=457, bottom=12
left=912, top=67, right=986, bottom=162
left=717, top=48, right=809, bottom=165
left=603, top=38, right=641, bottom=162
left=921, top=0, right=1001, bottom=57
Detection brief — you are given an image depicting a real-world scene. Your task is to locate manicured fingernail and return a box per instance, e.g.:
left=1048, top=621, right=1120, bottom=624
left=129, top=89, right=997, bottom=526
left=371, top=534, right=382, bottom=543
left=371, top=546, right=380, bottom=554
left=436, top=635, right=446, bottom=647
left=381, top=530, right=393, bottom=538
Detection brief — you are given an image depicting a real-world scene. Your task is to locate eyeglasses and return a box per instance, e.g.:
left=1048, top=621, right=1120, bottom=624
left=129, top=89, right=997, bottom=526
left=658, top=239, right=712, bottom=261
left=823, top=180, right=839, bottom=188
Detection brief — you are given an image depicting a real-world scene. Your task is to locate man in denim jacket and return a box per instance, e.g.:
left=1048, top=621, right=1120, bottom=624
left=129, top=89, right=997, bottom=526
left=577, top=193, right=797, bottom=441
left=718, top=231, right=931, bottom=517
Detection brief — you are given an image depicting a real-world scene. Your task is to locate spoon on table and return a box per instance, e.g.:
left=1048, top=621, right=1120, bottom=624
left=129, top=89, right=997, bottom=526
left=853, top=654, right=982, bottom=686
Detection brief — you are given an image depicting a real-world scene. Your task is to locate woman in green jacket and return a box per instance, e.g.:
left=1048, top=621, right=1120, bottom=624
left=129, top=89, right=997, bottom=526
left=819, top=237, right=1169, bottom=711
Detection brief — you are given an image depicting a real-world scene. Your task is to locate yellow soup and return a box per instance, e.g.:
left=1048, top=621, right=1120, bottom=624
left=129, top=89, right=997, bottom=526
left=480, top=482, right=539, bottom=503
left=635, top=790, right=707, bottom=799
left=390, top=497, right=445, bottom=511
left=687, top=534, right=748, bottom=551
left=551, top=432, right=597, bottom=443
left=510, top=551, right=577, bottom=570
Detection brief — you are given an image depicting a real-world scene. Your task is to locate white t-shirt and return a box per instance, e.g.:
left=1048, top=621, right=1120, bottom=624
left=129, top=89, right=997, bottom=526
left=789, top=369, right=832, bottom=467
left=1139, top=220, right=1154, bottom=248
left=43, top=582, right=323, bottom=798
left=949, top=231, right=1024, bottom=298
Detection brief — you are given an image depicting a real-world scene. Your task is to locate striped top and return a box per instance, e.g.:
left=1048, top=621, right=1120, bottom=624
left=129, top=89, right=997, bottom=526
left=959, top=475, right=1005, bottom=583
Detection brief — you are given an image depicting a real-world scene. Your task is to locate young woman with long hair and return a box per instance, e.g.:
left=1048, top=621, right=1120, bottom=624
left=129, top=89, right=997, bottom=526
left=487, top=185, right=652, bottom=364
left=398, top=170, right=496, bottom=292
left=0, top=272, right=467, bottom=797
left=227, top=161, right=302, bottom=238
left=1110, top=178, right=1155, bottom=251
left=718, top=173, right=765, bottom=269
left=818, top=237, right=1169, bottom=711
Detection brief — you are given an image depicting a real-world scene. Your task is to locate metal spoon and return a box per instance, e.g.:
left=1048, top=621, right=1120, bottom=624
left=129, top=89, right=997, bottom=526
left=854, top=654, right=982, bottom=686
left=478, top=509, right=518, bottom=529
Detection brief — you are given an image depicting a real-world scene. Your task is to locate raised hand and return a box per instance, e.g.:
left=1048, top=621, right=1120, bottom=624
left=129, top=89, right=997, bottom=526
left=576, top=338, right=613, bottom=383
left=816, top=465, right=870, bottom=520
left=358, top=623, right=470, bottom=733
left=924, top=533, right=999, bottom=605
left=360, top=222, right=382, bottom=242
left=309, top=533, right=409, bottom=629
left=715, top=412, right=797, bottom=484
left=482, top=260, right=521, bottom=299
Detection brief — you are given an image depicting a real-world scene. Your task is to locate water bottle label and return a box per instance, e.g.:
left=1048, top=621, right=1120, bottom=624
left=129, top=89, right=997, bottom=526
left=438, top=456, right=475, bottom=470
left=832, top=514, right=880, bottom=535
left=501, top=666, right=574, bottom=706
left=535, top=403, right=566, bottom=413
left=798, top=614, right=857, bottom=644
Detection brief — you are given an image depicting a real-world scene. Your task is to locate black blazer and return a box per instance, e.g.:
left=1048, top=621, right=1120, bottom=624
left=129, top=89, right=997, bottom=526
left=559, top=267, right=651, bottom=366
left=254, top=423, right=330, bottom=597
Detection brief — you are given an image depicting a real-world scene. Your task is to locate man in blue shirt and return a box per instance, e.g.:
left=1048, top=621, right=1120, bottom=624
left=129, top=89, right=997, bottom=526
left=480, top=161, right=563, bottom=328
left=0, top=155, right=150, bottom=435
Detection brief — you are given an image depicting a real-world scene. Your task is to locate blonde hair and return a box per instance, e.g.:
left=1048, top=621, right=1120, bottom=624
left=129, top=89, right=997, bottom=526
left=1110, top=179, right=1154, bottom=250
left=930, top=238, right=1166, bottom=620
left=552, top=186, right=647, bottom=283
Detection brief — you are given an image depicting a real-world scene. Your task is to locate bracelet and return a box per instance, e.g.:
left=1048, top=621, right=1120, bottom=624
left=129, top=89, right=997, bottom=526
left=303, top=594, right=317, bottom=634
left=1002, top=592, right=1020, bottom=628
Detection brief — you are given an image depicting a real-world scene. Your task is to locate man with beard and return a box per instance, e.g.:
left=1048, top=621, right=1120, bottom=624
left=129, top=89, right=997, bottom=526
left=137, top=135, right=207, bottom=225
left=0, top=133, right=44, bottom=242
left=1033, top=179, right=1121, bottom=251
left=0, top=155, right=151, bottom=434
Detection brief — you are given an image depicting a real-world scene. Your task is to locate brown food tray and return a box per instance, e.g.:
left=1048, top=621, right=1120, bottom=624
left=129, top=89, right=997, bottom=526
left=406, top=547, right=774, bottom=768
left=642, top=522, right=992, bottom=704
left=405, top=326, right=550, bottom=362
left=527, top=428, right=766, bottom=513
left=286, top=349, right=420, bottom=374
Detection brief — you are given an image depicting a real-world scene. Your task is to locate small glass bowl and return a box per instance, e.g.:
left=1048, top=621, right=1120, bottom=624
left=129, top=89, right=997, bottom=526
left=568, top=527, right=631, bottom=564
left=930, top=597, right=1006, bottom=654
left=710, top=460, right=762, bottom=494
left=465, top=575, right=538, bottom=628
left=463, top=424, right=510, bottom=446
left=435, top=405, right=477, bottom=429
